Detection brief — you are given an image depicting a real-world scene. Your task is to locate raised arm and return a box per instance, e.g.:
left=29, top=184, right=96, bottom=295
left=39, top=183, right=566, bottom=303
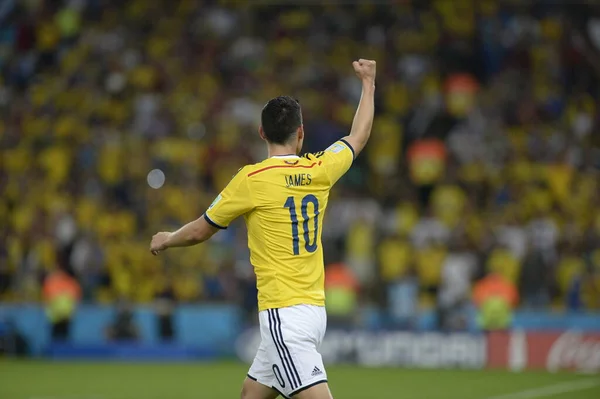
left=342, top=59, right=376, bottom=157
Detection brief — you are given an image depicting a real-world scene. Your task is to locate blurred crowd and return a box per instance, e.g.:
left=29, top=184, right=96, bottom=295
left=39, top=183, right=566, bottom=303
left=1, top=1, right=600, bottom=321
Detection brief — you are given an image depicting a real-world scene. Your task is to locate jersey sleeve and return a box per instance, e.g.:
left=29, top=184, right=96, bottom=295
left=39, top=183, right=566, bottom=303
left=204, top=168, right=253, bottom=229
left=319, top=139, right=355, bottom=185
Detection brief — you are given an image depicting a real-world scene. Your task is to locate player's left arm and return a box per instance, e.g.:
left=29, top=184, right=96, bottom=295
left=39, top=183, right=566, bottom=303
left=315, top=60, right=376, bottom=186
left=341, top=59, right=376, bottom=157
left=150, top=168, right=253, bottom=255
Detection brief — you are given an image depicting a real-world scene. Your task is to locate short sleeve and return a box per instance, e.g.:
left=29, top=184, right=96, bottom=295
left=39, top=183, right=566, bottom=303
left=204, top=168, right=253, bottom=229
left=319, top=139, right=355, bottom=185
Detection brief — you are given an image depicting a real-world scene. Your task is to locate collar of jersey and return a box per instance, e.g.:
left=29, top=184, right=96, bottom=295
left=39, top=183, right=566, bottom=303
left=270, top=154, right=300, bottom=159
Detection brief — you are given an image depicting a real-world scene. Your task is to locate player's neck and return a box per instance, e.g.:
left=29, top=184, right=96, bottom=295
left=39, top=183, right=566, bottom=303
left=267, top=144, right=298, bottom=158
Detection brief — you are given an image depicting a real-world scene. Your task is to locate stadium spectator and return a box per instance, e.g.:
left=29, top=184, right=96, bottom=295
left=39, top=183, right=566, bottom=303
left=519, top=248, right=553, bottom=310
left=437, top=234, right=477, bottom=331
left=473, top=271, right=519, bottom=331
left=380, top=232, right=418, bottom=329
left=0, top=317, right=29, bottom=357
left=106, top=301, right=139, bottom=342
left=43, top=266, right=81, bottom=340
left=154, top=277, right=175, bottom=341
left=325, top=262, right=359, bottom=328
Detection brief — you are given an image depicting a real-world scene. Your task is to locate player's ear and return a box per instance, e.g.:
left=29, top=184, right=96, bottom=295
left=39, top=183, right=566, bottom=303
left=258, top=126, right=267, bottom=141
left=297, top=125, right=304, bottom=140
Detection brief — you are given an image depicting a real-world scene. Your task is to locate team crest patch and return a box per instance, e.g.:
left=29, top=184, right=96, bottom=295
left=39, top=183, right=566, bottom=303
left=327, top=143, right=345, bottom=153
left=208, top=194, right=222, bottom=209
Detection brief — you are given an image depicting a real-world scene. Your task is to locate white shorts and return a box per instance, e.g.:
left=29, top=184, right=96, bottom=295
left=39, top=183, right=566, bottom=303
left=248, top=305, right=328, bottom=398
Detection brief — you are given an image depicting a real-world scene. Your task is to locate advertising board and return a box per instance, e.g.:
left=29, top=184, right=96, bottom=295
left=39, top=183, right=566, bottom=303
left=487, top=330, right=600, bottom=373
left=236, top=329, right=487, bottom=369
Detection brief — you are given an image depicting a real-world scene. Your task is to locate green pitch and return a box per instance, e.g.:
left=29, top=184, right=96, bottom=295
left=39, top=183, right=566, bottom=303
left=1, top=360, right=598, bottom=399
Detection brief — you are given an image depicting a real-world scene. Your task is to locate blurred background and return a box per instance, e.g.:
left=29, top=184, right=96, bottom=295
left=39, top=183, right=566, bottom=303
left=1, top=1, right=600, bottom=398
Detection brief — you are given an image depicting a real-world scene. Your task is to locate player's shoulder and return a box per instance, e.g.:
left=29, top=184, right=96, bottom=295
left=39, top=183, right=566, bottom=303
left=302, top=151, right=325, bottom=161
left=230, top=164, right=252, bottom=179
left=240, top=158, right=278, bottom=177
left=304, top=140, right=355, bottom=161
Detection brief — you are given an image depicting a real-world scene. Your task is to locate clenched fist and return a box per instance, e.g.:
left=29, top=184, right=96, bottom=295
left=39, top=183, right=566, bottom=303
left=150, top=232, right=171, bottom=255
left=352, top=59, right=376, bottom=84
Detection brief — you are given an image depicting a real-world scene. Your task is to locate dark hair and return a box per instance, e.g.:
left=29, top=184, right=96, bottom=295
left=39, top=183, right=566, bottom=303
left=261, top=96, right=302, bottom=144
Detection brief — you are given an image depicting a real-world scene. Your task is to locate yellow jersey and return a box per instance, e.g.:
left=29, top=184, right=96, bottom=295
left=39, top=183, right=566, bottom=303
left=205, top=140, right=355, bottom=311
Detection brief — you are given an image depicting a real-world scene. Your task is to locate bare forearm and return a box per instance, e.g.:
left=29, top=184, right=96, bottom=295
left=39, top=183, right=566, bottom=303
left=150, top=214, right=218, bottom=255
left=164, top=217, right=211, bottom=248
left=346, top=82, right=375, bottom=155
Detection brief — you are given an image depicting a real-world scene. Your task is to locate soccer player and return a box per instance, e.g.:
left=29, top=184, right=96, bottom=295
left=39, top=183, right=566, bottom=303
left=150, top=59, right=376, bottom=399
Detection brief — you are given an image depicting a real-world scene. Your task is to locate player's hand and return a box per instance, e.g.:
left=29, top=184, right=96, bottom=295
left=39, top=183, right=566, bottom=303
left=150, top=232, right=171, bottom=256
left=352, top=59, right=376, bottom=84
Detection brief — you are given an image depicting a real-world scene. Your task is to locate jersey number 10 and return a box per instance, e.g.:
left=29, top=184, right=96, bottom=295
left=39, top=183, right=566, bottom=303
left=283, top=195, right=319, bottom=255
